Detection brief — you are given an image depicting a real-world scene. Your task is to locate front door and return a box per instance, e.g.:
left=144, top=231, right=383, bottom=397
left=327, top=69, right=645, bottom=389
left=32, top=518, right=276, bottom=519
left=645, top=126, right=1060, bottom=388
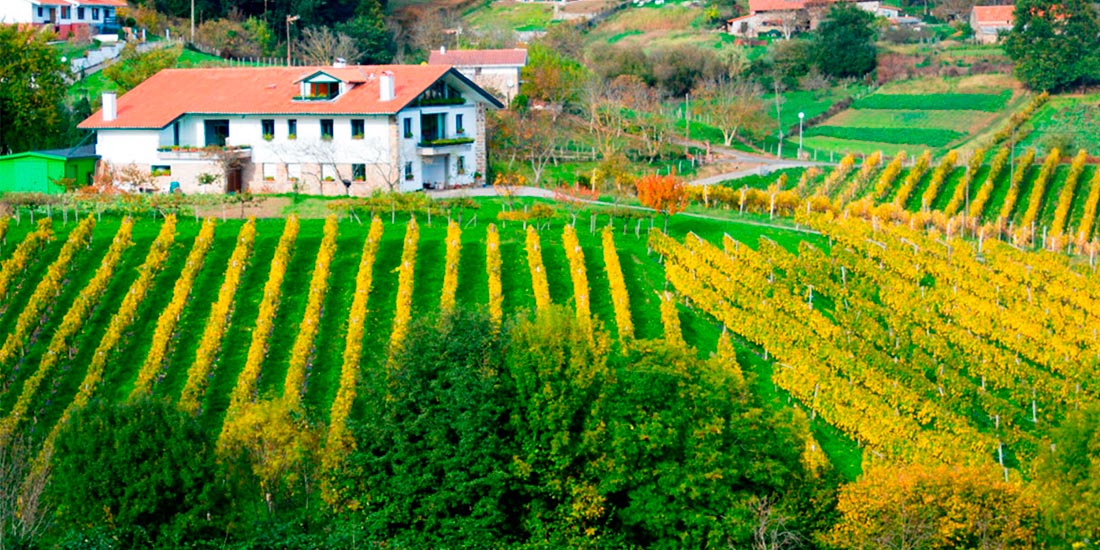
left=226, top=167, right=242, bottom=194
left=47, top=7, right=56, bottom=23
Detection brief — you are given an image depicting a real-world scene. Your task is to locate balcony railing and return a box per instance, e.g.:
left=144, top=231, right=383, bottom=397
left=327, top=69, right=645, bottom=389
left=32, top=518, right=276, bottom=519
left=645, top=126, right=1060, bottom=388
left=157, top=145, right=252, bottom=160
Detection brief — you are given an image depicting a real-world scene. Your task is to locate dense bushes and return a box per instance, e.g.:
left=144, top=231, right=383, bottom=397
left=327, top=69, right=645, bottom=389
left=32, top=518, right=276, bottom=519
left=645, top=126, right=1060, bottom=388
left=336, top=307, right=821, bottom=548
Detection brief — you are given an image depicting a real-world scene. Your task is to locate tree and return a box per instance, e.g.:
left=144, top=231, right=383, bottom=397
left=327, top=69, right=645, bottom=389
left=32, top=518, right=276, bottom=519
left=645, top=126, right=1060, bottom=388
left=47, top=398, right=227, bottom=546
left=636, top=172, right=687, bottom=231
left=830, top=463, right=1038, bottom=550
left=342, top=310, right=521, bottom=547
left=297, top=27, right=362, bottom=65
left=601, top=341, right=811, bottom=548
left=335, top=0, right=394, bottom=64
left=0, top=25, right=73, bottom=155
left=694, top=79, right=770, bottom=147
left=1031, top=403, right=1100, bottom=545
left=103, top=44, right=180, bottom=94
left=810, top=4, right=877, bottom=78
left=1003, top=0, right=1100, bottom=91
left=521, top=43, right=587, bottom=111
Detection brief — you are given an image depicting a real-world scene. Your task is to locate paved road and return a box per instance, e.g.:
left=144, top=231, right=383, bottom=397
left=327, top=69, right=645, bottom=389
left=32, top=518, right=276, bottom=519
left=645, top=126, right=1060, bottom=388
left=673, top=137, right=833, bottom=187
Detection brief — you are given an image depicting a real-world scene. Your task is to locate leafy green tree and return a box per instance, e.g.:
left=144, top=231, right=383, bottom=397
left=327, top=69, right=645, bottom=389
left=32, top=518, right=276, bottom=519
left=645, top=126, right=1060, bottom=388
left=521, top=43, right=587, bottom=109
left=47, top=398, right=227, bottom=546
left=103, top=44, right=180, bottom=94
left=1003, top=0, right=1100, bottom=91
left=602, top=341, right=811, bottom=548
left=1032, top=403, right=1100, bottom=545
left=336, top=0, right=394, bottom=64
left=810, top=3, right=877, bottom=78
left=0, top=25, right=72, bottom=154
left=344, top=310, right=522, bottom=546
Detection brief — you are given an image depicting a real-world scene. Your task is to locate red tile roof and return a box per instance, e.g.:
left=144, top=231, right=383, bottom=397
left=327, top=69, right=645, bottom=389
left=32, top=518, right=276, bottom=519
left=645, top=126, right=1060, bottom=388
left=427, top=48, right=527, bottom=67
left=971, top=4, right=1015, bottom=25
left=78, top=64, right=496, bottom=130
left=73, top=0, right=127, bottom=6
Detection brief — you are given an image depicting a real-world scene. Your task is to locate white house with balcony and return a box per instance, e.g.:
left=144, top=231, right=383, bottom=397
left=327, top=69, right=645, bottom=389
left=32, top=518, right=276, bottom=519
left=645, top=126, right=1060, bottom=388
left=78, top=63, right=503, bottom=195
left=427, top=47, right=526, bottom=105
left=0, top=0, right=124, bottom=37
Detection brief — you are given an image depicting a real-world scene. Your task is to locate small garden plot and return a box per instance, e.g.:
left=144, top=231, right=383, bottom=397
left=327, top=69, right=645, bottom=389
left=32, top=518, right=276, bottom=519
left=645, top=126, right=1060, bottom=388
left=1019, top=95, right=1100, bottom=153
left=804, top=127, right=964, bottom=146
left=852, top=90, right=1011, bottom=111
left=823, top=109, right=996, bottom=134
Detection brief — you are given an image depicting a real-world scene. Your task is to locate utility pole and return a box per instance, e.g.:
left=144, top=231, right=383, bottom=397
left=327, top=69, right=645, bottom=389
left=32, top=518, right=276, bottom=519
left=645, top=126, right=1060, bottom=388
left=190, top=0, right=194, bottom=42
left=286, top=15, right=300, bottom=66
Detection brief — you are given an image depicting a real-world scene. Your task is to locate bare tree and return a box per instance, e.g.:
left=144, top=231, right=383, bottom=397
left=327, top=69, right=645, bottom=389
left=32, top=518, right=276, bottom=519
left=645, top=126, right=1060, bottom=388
left=750, top=496, right=802, bottom=550
left=298, top=27, right=363, bottom=66
left=1, top=437, right=50, bottom=550
left=695, top=79, right=770, bottom=147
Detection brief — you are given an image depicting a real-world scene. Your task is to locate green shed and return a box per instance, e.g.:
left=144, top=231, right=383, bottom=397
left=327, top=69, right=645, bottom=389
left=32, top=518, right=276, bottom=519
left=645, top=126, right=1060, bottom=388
left=0, top=145, right=99, bottom=195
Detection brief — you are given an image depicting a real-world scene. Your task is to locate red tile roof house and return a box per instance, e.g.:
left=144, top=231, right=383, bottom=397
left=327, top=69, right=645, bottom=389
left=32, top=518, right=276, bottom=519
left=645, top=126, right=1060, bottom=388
left=727, top=0, right=836, bottom=39
left=428, top=47, right=527, bottom=105
left=78, top=64, right=504, bottom=195
left=970, top=4, right=1015, bottom=44
left=0, top=0, right=125, bottom=38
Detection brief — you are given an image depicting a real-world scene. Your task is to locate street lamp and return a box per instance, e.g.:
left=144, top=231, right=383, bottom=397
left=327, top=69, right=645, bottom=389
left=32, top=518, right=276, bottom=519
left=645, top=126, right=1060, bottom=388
left=286, top=15, right=300, bottom=66
left=798, top=111, right=805, bottom=159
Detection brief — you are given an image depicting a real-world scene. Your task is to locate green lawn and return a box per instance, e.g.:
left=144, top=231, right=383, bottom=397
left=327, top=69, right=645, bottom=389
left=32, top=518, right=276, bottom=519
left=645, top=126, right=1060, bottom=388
left=825, top=109, right=996, bottom=133
left=464, top=2, right=554, bottom=32
left=1019, top=95, right=1100, bottom=155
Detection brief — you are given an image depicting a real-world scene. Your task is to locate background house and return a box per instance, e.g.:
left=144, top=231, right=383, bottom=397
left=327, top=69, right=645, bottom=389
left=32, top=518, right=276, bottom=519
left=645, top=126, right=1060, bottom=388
left=0, top=145, right=98, bottom=195
left=727, top=0, right=836, bottom=39
left=0, top=0, right=124, bottom=37
left=970, top=4, right=1015, bottom=43
left=78, top=64, right=503, bottom=195
left=427, top=47, right=527, bottom=105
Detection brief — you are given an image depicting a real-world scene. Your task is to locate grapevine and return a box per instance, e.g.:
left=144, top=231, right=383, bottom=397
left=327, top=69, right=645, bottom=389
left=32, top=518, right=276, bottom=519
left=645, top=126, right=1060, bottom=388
left=0, top=216, right=95, bottom=378
left=526, top=225, right=551, bottom=311
left=440, top=221, right=461, bottom=314
left=893, top=150, right=932, bottom=208
left=659, top=290, right=684, bottom=348
left=1075, top=166, right=1100, bottom=243
left=920, top=150, right=957, bottom=211
left=943, top=147, right=986, bottom=216
left=486, top=223, right=503, bottom=327
left=870, top=151, right=906, bottom=201
left=968, top=146, right=1011, bottom=220
left=1049, top=150, right=1087, bottom=247
left=0, top=218, right=134, bottom=441
left=562, top=224, right=590, bottom=321
left=0, top=219, right=53, bottom=304
left=997, top=147, right=1037, bottom=222
left=389, top=217, right=419, bottom=354
left=179, top=218, right=257, bottom=415
left=602, top=226, right=633, bottom=341
left=131, top=218, right=217, bottom=400
left=282, top=215, right=339, bottom=409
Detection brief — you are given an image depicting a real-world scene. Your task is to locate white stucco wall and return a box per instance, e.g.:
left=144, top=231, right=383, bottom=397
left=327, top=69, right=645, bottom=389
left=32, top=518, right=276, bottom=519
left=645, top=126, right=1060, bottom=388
left=0, top=0, right=34, bottom=24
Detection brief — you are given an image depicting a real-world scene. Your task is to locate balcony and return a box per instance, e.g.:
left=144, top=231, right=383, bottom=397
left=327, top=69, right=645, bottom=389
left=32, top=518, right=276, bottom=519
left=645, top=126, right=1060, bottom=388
left=157, top=145, right=252, bottom=161
left=416, top=137, right=473, bottom=155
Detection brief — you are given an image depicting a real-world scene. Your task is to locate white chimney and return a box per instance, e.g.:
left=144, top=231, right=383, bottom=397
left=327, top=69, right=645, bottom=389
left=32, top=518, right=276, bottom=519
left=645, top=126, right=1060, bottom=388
left=380, top=71, right=395, bottom=101
left=333, top=57, right=347, bottom=68
left=102, top=92, right=117, bottom=122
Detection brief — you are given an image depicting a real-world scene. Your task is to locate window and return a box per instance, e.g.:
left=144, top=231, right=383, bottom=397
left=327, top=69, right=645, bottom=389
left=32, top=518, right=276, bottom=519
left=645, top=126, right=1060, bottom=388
left=321, top=164, right=337, bottom=182
left=60, top=6, right=70, bottom=19
left=457, top=156, right=466, bottom=175
left=351, top=119, right=364, bottom=139
left=151, top=165, right=171, bottom=177
left=77, top=7, right=84, bottom=19
left=288, top=163, right=302, bottom=181
left=37, top=7, right=43, bottom=17
left=352, top=164, right=366, bottom=181
left=204, top=119, right=230, bottom=147
left=262, top=163, right=277, bottom=181
left=403, top=117, right=412, bottom=138
left=308, top=82, right=338, bottom=99
left=93, top=8, right=99, bottom=19
left=287, top=119, right=297, bottom=139
left=404, top=162, right=414, bottom=180
left=320, top=119, right=334, bottom=140
left=173, top=122, right=180, bottom=146
left=456, top=114, right=464, bottom=134
left=261, top=119, right=275, bottom=139
left=420, top=113, right=445, bottom=142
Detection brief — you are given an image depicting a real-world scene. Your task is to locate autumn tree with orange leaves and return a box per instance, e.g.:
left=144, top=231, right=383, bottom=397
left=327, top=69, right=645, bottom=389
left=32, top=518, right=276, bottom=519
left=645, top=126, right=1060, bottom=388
left=636, top=173, right=687, bottom=232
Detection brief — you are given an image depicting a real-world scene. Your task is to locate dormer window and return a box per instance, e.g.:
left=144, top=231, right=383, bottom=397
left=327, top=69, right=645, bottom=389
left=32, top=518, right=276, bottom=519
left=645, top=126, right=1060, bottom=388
left=415, top=81, right=465, bottom=106
left=295, top=72, right=345, bottom=101
left=309, top=82, right=338, bottom=99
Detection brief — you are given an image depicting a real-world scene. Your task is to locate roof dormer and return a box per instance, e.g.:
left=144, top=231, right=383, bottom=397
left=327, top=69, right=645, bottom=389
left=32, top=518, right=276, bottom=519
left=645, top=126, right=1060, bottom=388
left=294, top=71, right=347, bottom=101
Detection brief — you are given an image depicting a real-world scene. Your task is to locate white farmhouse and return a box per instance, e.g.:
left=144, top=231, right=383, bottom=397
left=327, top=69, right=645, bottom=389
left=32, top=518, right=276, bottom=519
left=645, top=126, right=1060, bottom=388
left=0, top=0, right=125, bottom=36
left=428, top=47, right=527, bottom=105
left=78, top=64, right=504, bottom=195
